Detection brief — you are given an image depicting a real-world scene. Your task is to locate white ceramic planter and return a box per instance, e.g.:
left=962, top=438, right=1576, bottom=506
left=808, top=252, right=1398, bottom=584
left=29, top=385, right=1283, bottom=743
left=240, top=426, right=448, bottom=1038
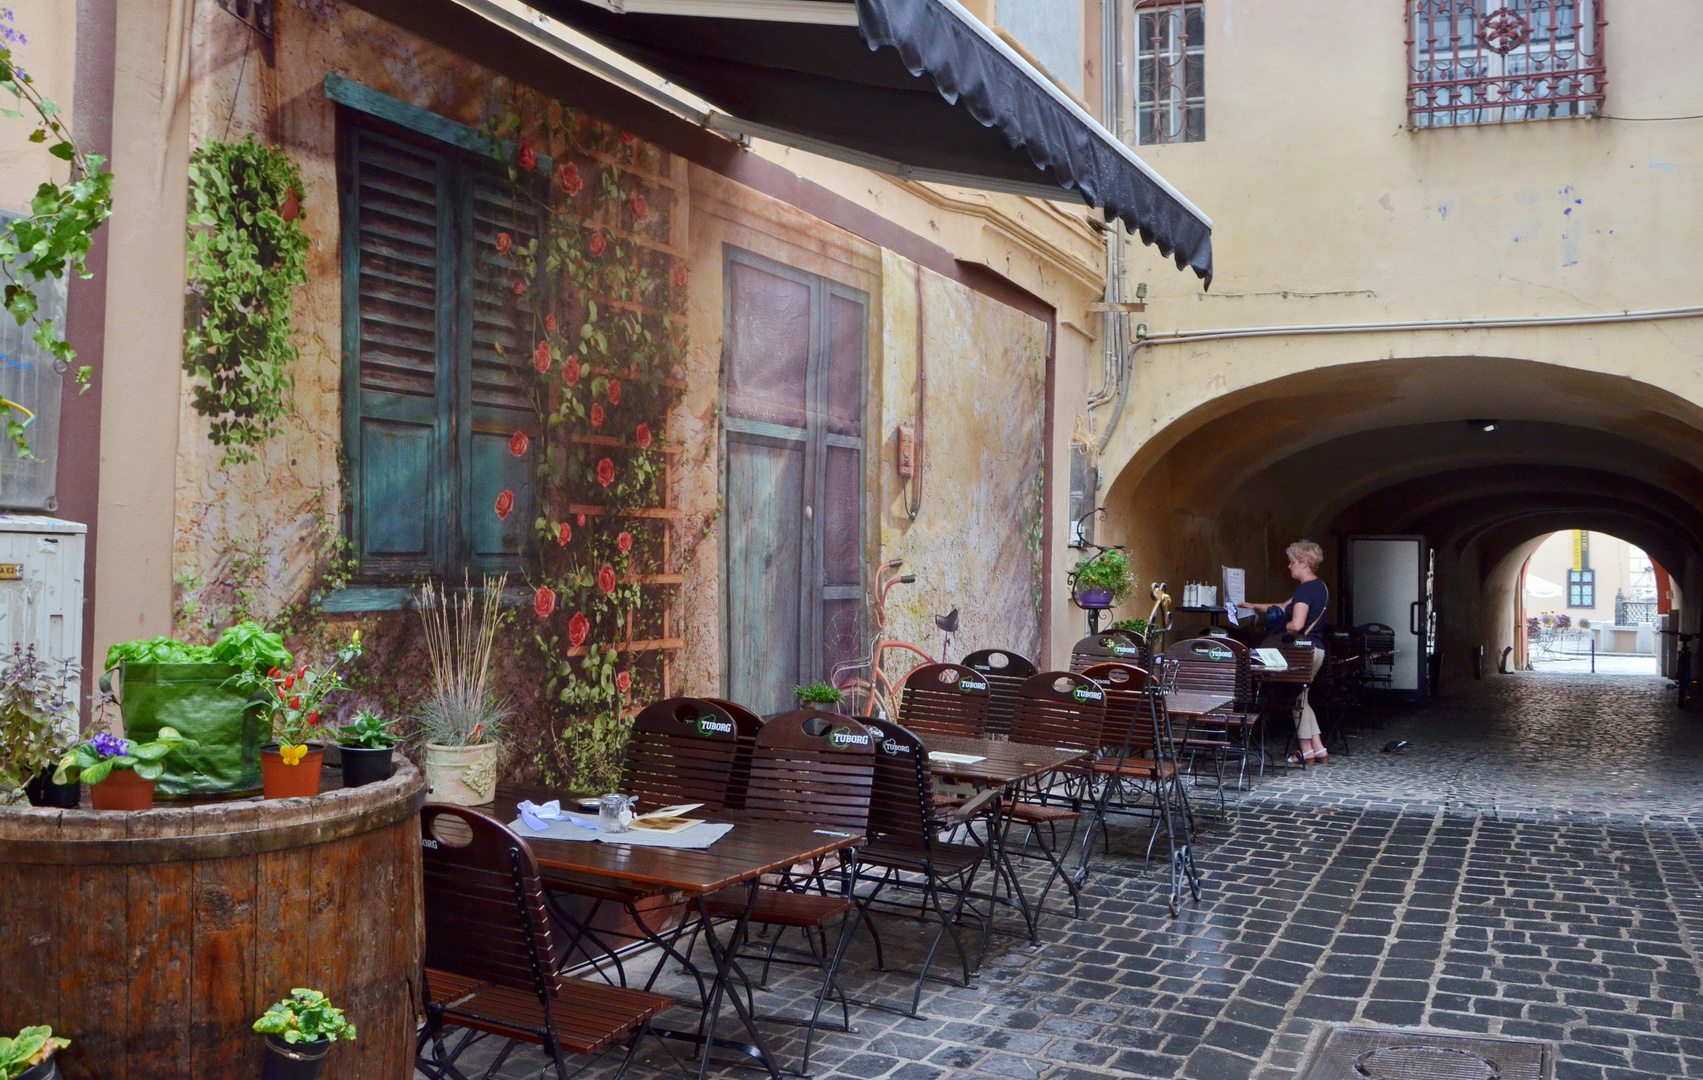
left=424, top=741, right=500, bottom=805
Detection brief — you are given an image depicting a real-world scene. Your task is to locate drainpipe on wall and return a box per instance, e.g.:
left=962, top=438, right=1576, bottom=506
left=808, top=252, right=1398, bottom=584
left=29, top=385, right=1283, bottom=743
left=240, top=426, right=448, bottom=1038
left=1086, top=0, right=1128, bottom=447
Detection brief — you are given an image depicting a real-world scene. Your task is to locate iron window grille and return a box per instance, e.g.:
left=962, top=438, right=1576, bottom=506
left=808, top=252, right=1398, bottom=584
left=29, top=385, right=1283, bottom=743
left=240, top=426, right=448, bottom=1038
left=1135, top=1, right=1204, bottom=144
left=1568, top=568, right=1595, bottom=609
left=1409, top=0, right=1605, bottom=128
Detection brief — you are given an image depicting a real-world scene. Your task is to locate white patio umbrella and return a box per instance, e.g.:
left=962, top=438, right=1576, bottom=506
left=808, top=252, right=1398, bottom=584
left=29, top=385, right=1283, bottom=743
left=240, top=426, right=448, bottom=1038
left=1524, top=574, right=1563, bottom=598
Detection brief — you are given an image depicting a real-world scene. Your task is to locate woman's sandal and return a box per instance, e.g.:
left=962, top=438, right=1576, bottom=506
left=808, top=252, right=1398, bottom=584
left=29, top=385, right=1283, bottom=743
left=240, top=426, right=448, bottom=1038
left=1286, top=751, right=1330, bottom=766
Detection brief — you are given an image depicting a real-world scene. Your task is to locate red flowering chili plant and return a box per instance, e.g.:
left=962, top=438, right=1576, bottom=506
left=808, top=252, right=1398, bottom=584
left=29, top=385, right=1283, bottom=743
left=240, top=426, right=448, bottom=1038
left=231, top=632, right=364, bottom=759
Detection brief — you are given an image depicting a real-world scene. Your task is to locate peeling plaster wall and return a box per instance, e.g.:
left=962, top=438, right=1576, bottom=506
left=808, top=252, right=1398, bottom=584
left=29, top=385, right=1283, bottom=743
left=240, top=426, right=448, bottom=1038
left=878, top=253, right=1046, bottom=679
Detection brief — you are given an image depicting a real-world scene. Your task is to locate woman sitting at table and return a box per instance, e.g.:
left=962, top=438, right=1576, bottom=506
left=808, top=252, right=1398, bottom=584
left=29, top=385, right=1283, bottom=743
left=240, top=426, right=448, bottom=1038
left=1240, top=540, right=1329, bottom=765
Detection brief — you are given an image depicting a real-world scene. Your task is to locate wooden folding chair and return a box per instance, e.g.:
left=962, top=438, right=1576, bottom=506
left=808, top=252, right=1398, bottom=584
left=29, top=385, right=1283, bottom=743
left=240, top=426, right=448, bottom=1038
left=700, top=698, right=765, bottom=810
left=698, top=711, right=875, bottom=1074
left=960, top=648, right=1037, bottom=738
left=897, top=662, right=991, bottom=738
left=417, top=804, right=674, bottom=1080
left=1002, top=671, right=1108, bottom=918
left=853, top=719, right=997, bottom=1017
left=1162, top=637, right=1258, bottom=808
left=1068, top=632, right=1149, bottom=674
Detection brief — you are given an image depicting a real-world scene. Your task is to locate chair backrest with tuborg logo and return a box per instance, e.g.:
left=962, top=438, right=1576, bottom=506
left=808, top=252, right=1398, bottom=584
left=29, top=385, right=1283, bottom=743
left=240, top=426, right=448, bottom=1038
left=897, top=662, right=992, bottom=739
left=960, top=648, right=1038, bottom=737
left=861, top=719, right=934, bottom=850
left=744, top=710, right=876, bottom=832
left=700, top=697, right=765, bottom=809
left=1080, top=662, right=1158, bottom=755
left=1161, top=637, right=1252, bottom=705
left=622, top=697, right=743, bottom=811
left=1009, top=670, right=1107, bottom=754
left=1069, top=632, right=1149, bottom=674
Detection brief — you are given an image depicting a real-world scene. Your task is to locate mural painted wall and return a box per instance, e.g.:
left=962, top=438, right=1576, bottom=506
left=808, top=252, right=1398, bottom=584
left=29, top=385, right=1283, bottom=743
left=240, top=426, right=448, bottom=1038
left=166, top=0, right=1048, bottom=783
left=877, top=253, right=1047, bottom=680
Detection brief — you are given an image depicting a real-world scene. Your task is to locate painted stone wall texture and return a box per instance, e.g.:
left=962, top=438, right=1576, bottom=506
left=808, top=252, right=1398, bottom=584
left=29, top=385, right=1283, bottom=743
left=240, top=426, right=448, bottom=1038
left=878, top=253, right=1047, bottom=683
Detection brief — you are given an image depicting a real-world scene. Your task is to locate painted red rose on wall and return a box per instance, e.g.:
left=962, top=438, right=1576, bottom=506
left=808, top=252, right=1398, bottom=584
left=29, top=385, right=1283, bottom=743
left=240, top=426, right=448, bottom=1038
left=495, top=489, right=515, bottom=520
left=509, top=431, right=529, bottom=457
left=607, top=379, right=621, bottom=405
left=616, top=531, right=633, bottom=554
left=518, top=141, right=538, bottom=171
left=590, top=404, right=604, bottom=428
left=533, top=586, right=556, bottom=619
left=672, top=262, right=687, bottom=288
left=596, top=458, right=615, bottom=488
left=588, top=232, right=607, bottom=258
left=555, top=162, right=582, bottom=196
left=635, top=423, right=651, bottom=450
left=564, top=355, right=581, bottom=384
left=615, top=670, right=632, bottom=694
left=495, top=231, right=512, bottom=255
left=630, top=194, right=648, bottom=222
left=567, top=611, right=590, bottom=647
left=557, top=522, right=572, bottom=546
left=598, top=564, right=617, bottom=595
left=545, top=313, right=557, bottom=334
left=533, top=340, right=552, bottom=373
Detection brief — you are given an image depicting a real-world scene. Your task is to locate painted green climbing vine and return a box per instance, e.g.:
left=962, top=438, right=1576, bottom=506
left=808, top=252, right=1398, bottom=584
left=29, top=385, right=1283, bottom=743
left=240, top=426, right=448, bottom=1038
left=183, top=135, right=310, bottom=465
left=479, top=89, right=688, bottom=792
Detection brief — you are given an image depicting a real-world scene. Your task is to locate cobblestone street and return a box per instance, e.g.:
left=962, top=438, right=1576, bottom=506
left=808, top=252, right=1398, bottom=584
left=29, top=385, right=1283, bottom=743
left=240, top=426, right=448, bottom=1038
left=443, top=673, right=1703, bottom=1080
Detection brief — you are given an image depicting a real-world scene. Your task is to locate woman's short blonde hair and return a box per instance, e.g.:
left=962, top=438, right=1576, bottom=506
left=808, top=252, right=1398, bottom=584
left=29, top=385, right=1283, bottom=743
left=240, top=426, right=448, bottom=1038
left=1286, top=540, right=1324, bottom=571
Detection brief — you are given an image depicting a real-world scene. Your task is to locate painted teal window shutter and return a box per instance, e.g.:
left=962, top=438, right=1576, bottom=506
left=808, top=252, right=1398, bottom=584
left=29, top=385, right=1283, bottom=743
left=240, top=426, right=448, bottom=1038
left=339, top=117, right=539, bottom=584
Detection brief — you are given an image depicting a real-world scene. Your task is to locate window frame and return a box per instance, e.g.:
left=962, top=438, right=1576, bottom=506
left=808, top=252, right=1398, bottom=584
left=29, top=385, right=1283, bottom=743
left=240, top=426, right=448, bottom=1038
left=1567, top=568, right=1595, bottom=609
left=1133, top=0, right=1205, bottom=146
left=335, top=111, right=542, bottom=595
left=1408, top=0, right=1606, bottom=129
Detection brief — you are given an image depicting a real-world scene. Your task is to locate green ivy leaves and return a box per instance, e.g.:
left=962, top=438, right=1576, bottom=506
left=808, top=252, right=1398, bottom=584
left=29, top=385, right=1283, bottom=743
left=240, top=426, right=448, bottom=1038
left=183, top=135, right=310, bottom=465
left=0, top=46, right=115, bottom=457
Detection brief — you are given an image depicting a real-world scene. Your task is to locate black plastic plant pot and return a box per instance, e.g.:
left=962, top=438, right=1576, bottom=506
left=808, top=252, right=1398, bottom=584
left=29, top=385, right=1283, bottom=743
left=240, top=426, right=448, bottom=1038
left=1074, top=586, right=1115, bottom=610
left=261, top=1035, right=330, bottom=1080
left=16, top=1055, right=61, bottom=1080
left=338, top=746, right=395, bottom=788
left=25, top=771, right=79, bottom=808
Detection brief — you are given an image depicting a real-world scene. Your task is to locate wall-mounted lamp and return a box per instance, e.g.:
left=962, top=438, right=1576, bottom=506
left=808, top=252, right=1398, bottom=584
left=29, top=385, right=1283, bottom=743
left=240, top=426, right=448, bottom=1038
left=1468, top=419, right=1498, bottom=433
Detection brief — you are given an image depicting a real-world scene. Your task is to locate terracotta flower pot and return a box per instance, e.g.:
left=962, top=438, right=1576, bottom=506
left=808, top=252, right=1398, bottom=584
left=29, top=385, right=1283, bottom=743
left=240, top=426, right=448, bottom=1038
left=424, top=742, right=499, bottom=805
left=260, top=743, right=325, bottom=800
left=90, top=768, right=156, bottom=811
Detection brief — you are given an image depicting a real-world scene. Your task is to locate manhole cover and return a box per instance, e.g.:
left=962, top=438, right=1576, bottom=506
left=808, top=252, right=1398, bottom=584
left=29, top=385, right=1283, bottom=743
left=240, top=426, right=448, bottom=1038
left=1296, top=1027, right=1553, bottom=1080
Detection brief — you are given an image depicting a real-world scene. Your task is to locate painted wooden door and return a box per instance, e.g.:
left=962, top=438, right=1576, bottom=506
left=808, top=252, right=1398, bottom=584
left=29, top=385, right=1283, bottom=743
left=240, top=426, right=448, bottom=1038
left=722, top=249, right=866, bottom=713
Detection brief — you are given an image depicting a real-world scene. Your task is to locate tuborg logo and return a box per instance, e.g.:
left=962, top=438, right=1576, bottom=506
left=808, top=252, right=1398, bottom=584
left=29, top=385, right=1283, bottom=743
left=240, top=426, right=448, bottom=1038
left=958, top=677, right=988, bottom=693
left=1208, top=646, right=1232, bottom=661
left=829, top=727, right=870, bottom=749
left=696, top=716, right=734, bottom=736
left=1070, top=686, right=1104, bottom=703
left=882, top=739, right=911, bottom=756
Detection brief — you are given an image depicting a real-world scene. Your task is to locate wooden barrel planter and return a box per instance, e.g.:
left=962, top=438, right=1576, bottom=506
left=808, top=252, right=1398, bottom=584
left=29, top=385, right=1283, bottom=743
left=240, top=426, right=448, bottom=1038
left=0, top=759, right=425, bottom=1080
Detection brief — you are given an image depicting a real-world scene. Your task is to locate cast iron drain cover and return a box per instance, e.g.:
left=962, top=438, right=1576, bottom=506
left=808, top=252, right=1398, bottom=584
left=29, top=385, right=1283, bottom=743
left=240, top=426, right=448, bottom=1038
left=1296, top=1026, right=1554, bottom=1080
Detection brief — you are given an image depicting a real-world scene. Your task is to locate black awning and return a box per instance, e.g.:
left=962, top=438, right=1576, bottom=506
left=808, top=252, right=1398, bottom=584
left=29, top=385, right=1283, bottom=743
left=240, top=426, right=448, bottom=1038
left=525, top=0, right=1212, bottom=282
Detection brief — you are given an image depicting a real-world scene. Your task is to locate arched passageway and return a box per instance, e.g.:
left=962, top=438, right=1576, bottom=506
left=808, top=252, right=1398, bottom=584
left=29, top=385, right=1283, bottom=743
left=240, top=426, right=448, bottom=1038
left=1101, top=356, right=1703, bottom=691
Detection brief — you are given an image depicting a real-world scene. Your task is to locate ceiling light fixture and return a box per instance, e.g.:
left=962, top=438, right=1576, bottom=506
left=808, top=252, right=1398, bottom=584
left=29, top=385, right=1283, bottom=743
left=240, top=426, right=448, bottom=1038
left=1467, top=419, right=1498, bottom=433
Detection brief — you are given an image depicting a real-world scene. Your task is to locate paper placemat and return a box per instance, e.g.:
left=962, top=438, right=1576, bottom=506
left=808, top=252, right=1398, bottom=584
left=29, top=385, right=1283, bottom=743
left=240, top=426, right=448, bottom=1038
left=928, top=751, right=987, bottom=765
left=511, top=815, right=735, bottom=850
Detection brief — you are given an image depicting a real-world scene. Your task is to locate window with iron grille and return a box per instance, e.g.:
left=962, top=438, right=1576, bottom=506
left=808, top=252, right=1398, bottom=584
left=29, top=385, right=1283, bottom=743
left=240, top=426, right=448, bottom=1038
left=1568, top=569, right=1595, bottom=608
left=1135, top=1, right=1204, bottom=144
left=1409, top=0, right=1605, bottom=128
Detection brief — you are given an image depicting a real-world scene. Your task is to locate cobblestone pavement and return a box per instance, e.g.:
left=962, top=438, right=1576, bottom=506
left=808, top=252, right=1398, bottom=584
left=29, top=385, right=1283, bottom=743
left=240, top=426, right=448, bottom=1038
left=431, top=674, right=1703, bottom=1080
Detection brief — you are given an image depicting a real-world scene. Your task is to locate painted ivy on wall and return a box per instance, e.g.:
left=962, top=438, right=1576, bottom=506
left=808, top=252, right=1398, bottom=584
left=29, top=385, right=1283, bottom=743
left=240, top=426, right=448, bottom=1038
left=183, top=135, right=309, bottom=465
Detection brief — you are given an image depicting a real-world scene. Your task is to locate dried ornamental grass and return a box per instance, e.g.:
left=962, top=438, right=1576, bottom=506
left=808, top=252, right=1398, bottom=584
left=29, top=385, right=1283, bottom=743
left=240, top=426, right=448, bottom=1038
left=414, top=576, right=512, bottom=748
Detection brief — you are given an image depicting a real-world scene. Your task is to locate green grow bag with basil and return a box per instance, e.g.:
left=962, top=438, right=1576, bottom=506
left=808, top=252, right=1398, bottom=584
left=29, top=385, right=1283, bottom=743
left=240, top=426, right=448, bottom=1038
left=99, top=663, right=268, bottom=798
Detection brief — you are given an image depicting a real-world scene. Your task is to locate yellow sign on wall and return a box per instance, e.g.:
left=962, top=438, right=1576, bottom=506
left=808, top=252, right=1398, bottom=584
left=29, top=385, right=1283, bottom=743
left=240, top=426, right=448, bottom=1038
left=1572, top=530, right=1589, bottom=572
